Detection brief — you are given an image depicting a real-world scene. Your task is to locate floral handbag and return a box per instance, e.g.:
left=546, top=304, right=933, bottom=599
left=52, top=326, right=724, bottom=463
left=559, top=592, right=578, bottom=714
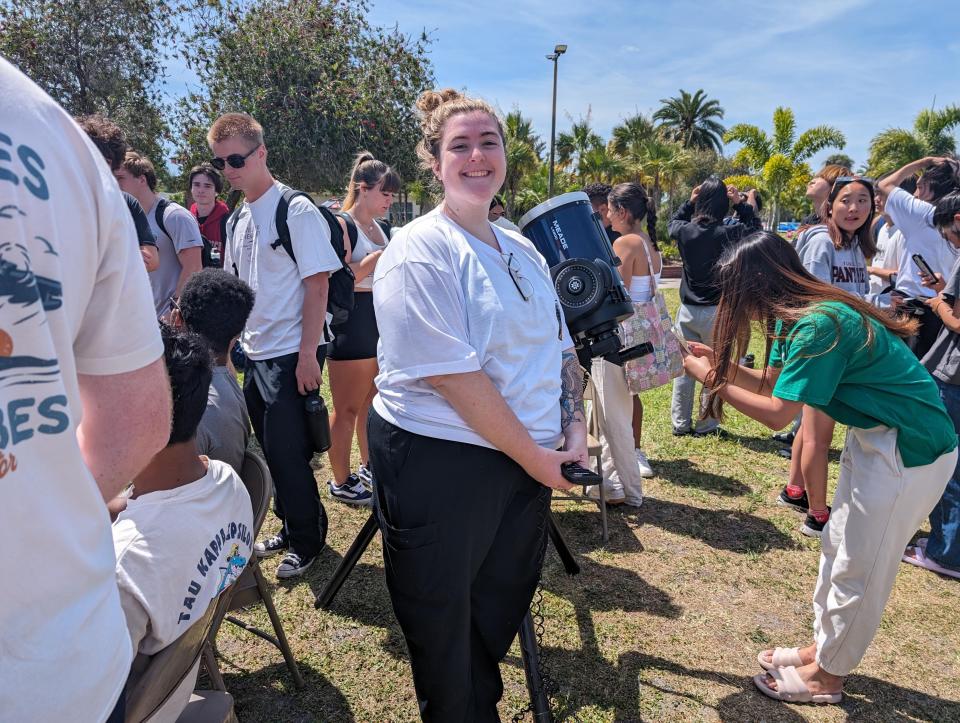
left=619, top=239, right=684, bottom=393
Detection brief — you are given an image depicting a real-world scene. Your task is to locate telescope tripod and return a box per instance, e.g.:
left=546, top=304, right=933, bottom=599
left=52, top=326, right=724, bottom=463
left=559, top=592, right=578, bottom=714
left=315, top=508, right=580, bottom=722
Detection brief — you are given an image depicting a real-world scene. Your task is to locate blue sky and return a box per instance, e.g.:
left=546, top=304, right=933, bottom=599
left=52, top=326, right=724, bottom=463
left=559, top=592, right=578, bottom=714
left=166, top=0, right=960, bottom=171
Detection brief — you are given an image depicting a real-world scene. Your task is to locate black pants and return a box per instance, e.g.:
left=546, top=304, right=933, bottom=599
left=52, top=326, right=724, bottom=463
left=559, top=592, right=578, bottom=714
left=244, top=348, right=328, bottom=558
left=367, top=410, right=551, bottom=722
left=908, top=305, right=944, bottom=359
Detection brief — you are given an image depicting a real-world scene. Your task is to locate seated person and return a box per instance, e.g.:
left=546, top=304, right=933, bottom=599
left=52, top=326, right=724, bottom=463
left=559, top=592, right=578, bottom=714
left=112, top=326, right=253, bottom=718
left=174, top=268, right=255, bottom=472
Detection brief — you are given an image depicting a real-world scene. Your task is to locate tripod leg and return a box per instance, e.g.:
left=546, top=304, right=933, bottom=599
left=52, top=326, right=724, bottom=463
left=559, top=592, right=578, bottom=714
left=546, top=512, right=579, bottom=576
left=315, top=511, right=381, bottom=609
left=518, top=611, right=553, bottom=722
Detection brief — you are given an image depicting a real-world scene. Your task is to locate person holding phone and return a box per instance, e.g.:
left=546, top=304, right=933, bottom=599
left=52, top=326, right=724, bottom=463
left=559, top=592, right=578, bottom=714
left=368, top=88, right=587, bottom=720
left=683, top=230, right=956, bottom=705
left=903, top=191, right=960, bottom=579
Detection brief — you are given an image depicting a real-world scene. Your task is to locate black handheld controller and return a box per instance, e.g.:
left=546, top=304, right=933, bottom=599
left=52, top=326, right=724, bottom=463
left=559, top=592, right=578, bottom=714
left=560, top=462, right=603, bottom=486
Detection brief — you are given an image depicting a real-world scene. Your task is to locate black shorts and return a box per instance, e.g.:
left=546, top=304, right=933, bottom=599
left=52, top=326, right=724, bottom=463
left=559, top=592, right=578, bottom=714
left=328, top=291, right=379, bottom=361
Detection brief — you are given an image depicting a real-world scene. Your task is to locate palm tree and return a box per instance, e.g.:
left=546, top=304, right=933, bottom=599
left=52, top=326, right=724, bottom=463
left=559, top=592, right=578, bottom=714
left=867, top=106, right=960, bottom=175
left=502, top=110, right=542, bottom=216
left=579, top=145, right=626, bottom=184
left=629, top=138, right=691, bottom=207
left=556, top=116, right=603, bottom=182
left=653, top=89, right=726, bottom=153
left=610, top=113, right=657, bottom=155
left=724, top=107, right=845, bottom=225
left=823, top=153, right=855, bottom=169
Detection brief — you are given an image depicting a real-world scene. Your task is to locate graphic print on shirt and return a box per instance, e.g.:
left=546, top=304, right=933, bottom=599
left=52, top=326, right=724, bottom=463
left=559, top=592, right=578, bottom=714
left=178, top=520, right=252, bottom=623
left=0, top=204, right=69, bottom=479
left=216, top=544, right=247, bottom=593
left=833, top=263, right=868, bottom=286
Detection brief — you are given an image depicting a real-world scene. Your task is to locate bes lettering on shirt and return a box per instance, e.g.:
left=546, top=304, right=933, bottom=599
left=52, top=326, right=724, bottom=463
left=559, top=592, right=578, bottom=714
left=0, top=133, right=49, bottom=201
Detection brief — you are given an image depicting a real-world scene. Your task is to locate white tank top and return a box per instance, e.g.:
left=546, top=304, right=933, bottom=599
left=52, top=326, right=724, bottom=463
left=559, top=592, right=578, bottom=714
left=628, top=237, right=662, bottom=302
left=345, top=212, right=388, bottom=291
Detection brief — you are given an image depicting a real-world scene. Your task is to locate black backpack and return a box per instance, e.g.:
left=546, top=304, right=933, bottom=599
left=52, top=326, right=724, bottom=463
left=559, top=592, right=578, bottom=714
left=154, top=198, right=220, bottom=268
left=261, top=188, right=355, bottom=326
left=338, top=212, right=391, bottom=252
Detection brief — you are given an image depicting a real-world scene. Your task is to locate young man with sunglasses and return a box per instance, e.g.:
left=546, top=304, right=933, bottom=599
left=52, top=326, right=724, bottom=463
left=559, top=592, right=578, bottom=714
left=208, top=112, right=342, bottom=579
left=114, top=151, right=204, bottom=318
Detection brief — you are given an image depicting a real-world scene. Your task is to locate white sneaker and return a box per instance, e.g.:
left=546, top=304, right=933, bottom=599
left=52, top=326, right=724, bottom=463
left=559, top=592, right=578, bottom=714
left=635, top=449, right=654, bottom=478
left=585, top=483, right=625, bottom=505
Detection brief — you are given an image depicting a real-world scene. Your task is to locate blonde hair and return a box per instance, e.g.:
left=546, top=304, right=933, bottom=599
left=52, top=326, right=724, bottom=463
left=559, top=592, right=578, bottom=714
left=206, top=112, right=264, bottom=148
left=342, top=150, right=402, bottom=211
left=415, top=89, right=505, bottom=173
left=121, top=150, right=157, bottom=191
left=815, top=164, right=852, bottom=184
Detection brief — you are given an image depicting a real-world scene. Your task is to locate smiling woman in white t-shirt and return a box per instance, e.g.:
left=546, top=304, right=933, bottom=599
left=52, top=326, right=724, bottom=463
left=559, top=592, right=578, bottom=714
left=369, top=89, right=588, bottom=720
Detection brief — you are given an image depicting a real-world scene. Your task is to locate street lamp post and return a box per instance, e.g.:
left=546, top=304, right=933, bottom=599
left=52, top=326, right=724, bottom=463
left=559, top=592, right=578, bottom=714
left=546, top=43, right=567, bottom=198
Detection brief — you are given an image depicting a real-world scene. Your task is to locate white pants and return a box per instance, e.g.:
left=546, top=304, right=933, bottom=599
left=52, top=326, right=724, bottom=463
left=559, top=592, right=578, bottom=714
left=813, top=425, right=955, bottom=676
left=590, top=358, right=643, bottom=506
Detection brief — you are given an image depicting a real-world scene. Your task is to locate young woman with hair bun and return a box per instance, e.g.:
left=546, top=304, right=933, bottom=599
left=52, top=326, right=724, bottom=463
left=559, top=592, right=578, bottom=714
left=587, top=182, right=660, bottom=506
left=368, top=88, right=587, bottom=719
left=326, top=151, right=400, bottom=506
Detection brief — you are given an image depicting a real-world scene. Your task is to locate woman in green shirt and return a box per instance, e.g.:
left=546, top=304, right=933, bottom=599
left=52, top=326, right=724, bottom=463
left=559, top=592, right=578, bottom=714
left=683, top=230, right=957, bottom=705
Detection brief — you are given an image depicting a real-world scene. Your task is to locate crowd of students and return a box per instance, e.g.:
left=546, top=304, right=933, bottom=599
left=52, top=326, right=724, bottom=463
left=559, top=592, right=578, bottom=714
left=4, top=49, right=960, bottom=721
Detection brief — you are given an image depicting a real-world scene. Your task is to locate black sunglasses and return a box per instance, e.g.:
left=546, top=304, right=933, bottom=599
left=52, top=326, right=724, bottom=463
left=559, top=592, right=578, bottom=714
left=832, top=175, right=875, bottom=190
left=210, top=145, right=259, bottom=171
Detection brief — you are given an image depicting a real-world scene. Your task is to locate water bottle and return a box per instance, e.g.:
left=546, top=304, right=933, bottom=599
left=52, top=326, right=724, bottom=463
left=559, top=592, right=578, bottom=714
left=304, top=390, right=331, bottom=453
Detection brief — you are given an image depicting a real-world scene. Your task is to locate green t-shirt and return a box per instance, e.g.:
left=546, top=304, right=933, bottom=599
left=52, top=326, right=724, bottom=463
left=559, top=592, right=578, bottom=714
left=769, top=301, right=956, bottom=468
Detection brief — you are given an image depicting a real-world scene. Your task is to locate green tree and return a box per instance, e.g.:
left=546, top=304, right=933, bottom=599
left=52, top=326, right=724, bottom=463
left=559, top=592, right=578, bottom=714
left=502, top=110, right=542, bottom=217
left=653, top=89, right=726, bottom=153
left=176, top=0, right=433, bottom=191
left=866, top=106, right=960, bottom=175
left=556, top=116, right=603, bottom=182
left=823, top=152, right=855, bottom=169
left=0, top=0, right=171, bottom=180
left=724, top=107, right=845, bottom=225
left=609, top=114, right=657, bottom=156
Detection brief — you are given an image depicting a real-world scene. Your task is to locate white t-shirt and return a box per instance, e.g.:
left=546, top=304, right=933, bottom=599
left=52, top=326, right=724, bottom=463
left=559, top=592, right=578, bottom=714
left=493, top=215, right=522, bottom=233
left=886, top=187, right=959, bottom=298
left=372, top=209, right=573, bottom=450
left=0, top=58, right=164, bottom=722
left=146, top=198, right=203, bottom=317
left=224, top=183, right=342, bottom=360
left=868, top=222, right=905, bottom=299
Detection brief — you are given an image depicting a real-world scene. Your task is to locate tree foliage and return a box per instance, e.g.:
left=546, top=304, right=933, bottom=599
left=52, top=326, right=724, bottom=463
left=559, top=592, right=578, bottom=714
left=653, top=89, right=726, bottom=153
left=0, top=0, right=171, bottom=179
left=175, top=0, right=434, bottom=191
left=867, top=106, right=960, bottom=175
left=724, top=107, right=845, bottom=223
left=502, top=110, right=542, bottom=216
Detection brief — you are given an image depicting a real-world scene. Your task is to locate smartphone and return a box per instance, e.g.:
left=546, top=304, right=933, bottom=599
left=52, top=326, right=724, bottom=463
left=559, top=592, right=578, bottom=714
left=912, top=253, right=937, bottom=279
left=670, top=328, right=692, bottom=355
left=560, top=462, right=603, bottom=486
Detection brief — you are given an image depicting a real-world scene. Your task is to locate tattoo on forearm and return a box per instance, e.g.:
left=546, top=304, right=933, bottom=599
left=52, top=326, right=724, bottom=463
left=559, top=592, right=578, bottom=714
left=559, top=351, right=586, bottom=431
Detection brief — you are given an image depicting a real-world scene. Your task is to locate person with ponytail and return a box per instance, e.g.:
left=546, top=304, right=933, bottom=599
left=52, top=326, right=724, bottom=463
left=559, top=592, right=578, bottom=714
left=668, top=178, right=760, bottom=436
left=368, top=89, right=587, bottom=720
left=682, top=231, right=956, bottom=705
left=587, top=182, right=660, bottom=506
left=783, top=177, right=874, bottom=537
left=325, top=151, right=400, bottom=506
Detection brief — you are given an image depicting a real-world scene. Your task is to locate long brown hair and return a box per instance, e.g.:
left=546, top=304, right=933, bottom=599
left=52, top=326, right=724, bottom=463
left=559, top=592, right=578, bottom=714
left=703, top=231, right=917, bottom=419
left=342, top=151, right=401, bottom=211
left=822, top=178, right=877, bottom=257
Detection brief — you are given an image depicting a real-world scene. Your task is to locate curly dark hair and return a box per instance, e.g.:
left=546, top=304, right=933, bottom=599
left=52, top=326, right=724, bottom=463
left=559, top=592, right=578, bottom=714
left=582, top=182, right=613, bottom=204
left=178, top=269, right=255, bottom=355
left=160, top=325, right=213, bottom=446
left=75, top=114, right=128, bottom=170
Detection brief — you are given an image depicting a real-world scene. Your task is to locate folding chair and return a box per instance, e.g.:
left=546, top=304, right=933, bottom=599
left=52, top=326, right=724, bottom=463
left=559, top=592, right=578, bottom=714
left=551, top=377, right=609, bottom=543
left=203, top=450, right=305, bottom=689
left=125, top=591, right=236, bottom=723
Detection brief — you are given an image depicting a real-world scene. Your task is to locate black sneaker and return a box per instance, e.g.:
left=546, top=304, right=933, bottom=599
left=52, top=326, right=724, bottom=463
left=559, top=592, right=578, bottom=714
left=276, top=551, right=316, bottom=579
left=772, top=430, right=796, bottom=444
left=254, top=532, right=288, bottom=558
left=801, top=509, right=831, bottom=538
left=777, top=487, right=808, bottom=513
left=672, top=427, right=693, bottom=437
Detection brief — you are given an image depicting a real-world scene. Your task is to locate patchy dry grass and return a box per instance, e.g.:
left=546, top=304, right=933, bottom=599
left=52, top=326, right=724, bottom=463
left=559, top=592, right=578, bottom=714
left=215, top=289, right=960, bottom=722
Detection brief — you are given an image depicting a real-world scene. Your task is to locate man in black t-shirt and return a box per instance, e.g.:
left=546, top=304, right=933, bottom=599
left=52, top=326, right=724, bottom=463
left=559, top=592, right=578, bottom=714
left=583, top=182, right=620, bottom=244
left=75, top=114, right=159, bottom=271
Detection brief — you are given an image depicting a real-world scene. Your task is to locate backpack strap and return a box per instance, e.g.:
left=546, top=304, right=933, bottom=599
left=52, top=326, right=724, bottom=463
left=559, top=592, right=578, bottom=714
left=272, top=188, right=313, bottom=264
left=225, top=205, right=242, bottom=276
left=338, top=211, right=359, bottom=252
left=154, top=197, right=171, bottom=241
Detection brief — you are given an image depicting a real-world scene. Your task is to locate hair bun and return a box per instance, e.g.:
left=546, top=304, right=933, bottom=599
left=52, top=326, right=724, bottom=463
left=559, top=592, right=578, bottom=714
left=416, top=88, right=463, bottom=114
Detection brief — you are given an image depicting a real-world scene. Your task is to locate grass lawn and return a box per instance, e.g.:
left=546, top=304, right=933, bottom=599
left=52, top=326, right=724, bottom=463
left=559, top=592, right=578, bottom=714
left=216, top=288, right=960, bottom=722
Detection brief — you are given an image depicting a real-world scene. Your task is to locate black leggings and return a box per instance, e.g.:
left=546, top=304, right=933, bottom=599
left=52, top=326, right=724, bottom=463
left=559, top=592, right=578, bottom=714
left=367, top=410, right=551, bottom=722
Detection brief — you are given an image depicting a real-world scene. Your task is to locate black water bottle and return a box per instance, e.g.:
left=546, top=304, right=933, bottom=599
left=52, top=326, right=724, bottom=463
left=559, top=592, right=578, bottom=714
left=304, top=390, right=331, bottom=453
